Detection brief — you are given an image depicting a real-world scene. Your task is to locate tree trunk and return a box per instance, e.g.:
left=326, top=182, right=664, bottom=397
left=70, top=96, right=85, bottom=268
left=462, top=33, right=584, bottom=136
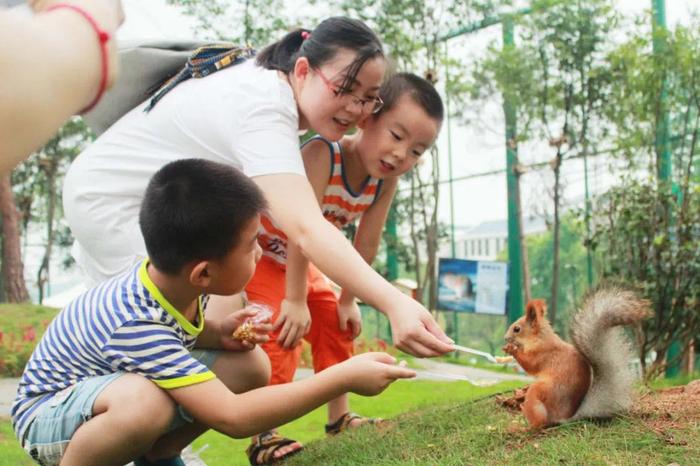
left=426, top=145, right=440, bottom=311
left=549, top=154, right=562, bottom=325
left=515, top=168, right=532, bottom=302
left=0, top=173, right=30, bottom=302
left=409, top=173, right=423, bottom=303
left=683, top=340, right=695, bottom=375
left=37, top=158, right=58, bottom=303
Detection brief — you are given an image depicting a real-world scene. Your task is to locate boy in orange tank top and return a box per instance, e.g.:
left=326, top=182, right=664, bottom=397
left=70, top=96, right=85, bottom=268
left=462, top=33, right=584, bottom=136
left=246, top=73, right=443, bottom=465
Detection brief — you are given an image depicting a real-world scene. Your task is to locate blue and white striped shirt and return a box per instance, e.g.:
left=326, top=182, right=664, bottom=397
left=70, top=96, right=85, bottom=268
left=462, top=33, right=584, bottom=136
left=11, top=260, right=215, bottom=446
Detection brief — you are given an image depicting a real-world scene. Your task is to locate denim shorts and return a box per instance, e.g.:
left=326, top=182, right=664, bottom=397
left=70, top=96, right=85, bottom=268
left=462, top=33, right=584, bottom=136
left=24, top=349, right=219, bottom=466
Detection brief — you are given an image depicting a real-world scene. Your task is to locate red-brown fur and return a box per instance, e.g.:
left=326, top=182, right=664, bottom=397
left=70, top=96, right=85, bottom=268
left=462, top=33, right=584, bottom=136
left=503, top=300, right=591, bottom=428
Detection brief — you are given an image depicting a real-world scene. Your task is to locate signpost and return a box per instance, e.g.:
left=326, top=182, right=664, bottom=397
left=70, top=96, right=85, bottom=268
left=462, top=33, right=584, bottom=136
left=437, top=258, right=509, bottom=315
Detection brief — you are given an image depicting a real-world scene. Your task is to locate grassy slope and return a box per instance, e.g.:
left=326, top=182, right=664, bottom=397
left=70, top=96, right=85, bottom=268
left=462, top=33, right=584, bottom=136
left=192, top=380, right=523, bottom=466
left=286, top=393, right=700, bottom=466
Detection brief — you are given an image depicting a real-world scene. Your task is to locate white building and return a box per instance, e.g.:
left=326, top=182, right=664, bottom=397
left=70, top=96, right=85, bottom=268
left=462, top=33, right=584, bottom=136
left=441, top=216, right=548, bottom=261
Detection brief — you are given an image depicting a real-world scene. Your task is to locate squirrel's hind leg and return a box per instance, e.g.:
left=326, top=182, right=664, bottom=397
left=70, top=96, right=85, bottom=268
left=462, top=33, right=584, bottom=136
left=521, top=385, right=550, bottom=429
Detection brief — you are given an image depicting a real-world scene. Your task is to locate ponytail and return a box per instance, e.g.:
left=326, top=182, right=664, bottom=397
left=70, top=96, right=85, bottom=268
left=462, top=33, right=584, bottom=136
left=256, top=29, right=309, bottom=73
left=257, top=17, right=383, bottom=91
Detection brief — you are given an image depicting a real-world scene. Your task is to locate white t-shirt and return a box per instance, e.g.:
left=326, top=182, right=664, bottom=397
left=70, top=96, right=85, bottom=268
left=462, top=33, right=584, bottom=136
left=63, top=59, right=306, bottom=283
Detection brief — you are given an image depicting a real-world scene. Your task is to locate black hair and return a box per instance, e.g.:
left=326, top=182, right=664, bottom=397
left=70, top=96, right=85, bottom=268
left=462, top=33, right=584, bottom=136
left=375, top=72, right=444, bottom=123
left=139, top=159, right=267, bottom=275
left=256, top=17, right=384, bottom=94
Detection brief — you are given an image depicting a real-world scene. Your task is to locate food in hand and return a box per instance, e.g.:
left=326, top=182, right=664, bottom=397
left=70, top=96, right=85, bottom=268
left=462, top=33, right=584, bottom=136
left=232, top=302, right=273, bottom=343
left=495, top=356, right=514, bottom=364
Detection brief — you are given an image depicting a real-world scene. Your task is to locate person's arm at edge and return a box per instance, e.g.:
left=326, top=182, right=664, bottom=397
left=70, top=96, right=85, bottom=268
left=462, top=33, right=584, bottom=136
left=0, top=0, right=122, bottom=174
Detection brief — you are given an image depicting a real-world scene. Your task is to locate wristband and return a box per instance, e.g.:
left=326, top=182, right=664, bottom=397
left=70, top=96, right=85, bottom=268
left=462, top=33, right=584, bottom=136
left=45, top=3, right=111, bottom=114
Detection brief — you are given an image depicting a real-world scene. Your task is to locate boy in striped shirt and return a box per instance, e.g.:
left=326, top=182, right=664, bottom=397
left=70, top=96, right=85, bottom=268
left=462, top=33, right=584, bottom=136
left=12, top=159, right=415, bottom=466
left=248, top=73, right=444, bottom=463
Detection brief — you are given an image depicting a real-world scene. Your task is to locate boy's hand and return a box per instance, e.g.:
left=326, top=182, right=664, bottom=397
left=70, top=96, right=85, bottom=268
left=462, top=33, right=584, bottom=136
left=221, top=308, right=272, bottom=352
left=337, top=298, right=362, bottom=340
left=388, top=296, right=454, bottom=357
left=274, top=299, right=311, bottom=349
left=341, top=352, right=416, bottom=396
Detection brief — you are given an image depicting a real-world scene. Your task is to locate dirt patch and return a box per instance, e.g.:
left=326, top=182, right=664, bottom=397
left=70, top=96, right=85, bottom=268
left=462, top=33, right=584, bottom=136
left=631, top=380, right=700, bottom=445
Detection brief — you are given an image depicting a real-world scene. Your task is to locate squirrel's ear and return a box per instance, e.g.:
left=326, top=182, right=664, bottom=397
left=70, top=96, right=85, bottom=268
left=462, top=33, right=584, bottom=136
left=525, top=301, right=538, bottom=323
left=534, top=299, right=547, bottom=319
left=525, top=299, right=547, bottom=323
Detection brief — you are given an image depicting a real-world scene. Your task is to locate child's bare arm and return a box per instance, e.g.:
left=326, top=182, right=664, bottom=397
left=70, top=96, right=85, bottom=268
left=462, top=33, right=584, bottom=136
left=274, top=139, right=333, bottom=348
left=339, top=178, right=398, bottom=305
left=335, top=178, right=398, bottom=338
left=276, top=242, right=311, bottom=348
left=167, top=352, right=415, bottom=438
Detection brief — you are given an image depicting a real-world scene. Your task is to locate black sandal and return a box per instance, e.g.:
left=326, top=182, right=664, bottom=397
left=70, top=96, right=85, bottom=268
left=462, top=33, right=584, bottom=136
left=246, top=430, right=303, bottom=465
left=324, top=412, right=382, bottom=436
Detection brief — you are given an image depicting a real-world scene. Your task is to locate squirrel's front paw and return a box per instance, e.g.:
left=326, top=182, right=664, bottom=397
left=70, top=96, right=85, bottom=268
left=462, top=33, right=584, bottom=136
left=502, top=342, right=519, bottom=355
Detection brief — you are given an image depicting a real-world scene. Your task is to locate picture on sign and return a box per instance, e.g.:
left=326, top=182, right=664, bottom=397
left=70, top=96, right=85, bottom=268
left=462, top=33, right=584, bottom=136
left=437, top=258, right=508, bottom=315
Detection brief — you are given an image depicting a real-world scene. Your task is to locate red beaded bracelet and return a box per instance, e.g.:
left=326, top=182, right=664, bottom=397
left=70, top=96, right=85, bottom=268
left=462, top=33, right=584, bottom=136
left=45, top=3, right=111, bottom=114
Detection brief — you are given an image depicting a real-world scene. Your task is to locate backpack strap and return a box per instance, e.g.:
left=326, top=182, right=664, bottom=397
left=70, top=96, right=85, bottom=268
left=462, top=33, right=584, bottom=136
left=144, top=44, right=256, bottom=112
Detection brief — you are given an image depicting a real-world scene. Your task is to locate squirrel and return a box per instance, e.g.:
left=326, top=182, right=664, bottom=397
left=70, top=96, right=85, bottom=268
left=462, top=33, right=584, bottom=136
left=502, top=287, right=651, bottom=428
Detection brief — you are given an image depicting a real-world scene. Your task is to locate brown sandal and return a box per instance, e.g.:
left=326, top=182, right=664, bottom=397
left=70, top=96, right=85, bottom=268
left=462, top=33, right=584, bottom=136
left=324, top=412, right=382, bottom=436
left=246, top=430, right=303, bottom=465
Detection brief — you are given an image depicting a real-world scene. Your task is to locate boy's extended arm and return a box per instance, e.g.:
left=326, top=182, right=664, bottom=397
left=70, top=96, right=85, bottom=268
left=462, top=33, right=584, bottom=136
left=167, top=352, right=415, bottom=438
left=253, top=173, right=454, bottom=357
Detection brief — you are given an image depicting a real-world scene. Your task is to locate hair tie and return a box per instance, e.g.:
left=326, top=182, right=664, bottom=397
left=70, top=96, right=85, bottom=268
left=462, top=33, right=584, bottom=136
left=301, top=31, right=311, bottom=40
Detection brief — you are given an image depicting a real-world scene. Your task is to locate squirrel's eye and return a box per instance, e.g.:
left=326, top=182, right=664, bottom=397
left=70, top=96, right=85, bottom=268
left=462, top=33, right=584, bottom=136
left=513, top=326, right=521, bottom=333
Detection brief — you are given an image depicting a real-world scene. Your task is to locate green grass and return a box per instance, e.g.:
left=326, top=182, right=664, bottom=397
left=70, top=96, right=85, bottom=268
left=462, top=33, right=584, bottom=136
left=191, top=379, right=523, bottom=466
left=648, top=371, right=700, bottom=390
left=0, top=303, right=58, bottom=334
left=285, top=390, right=700, bottom=466
left=0, top=421, right=32, bottom=466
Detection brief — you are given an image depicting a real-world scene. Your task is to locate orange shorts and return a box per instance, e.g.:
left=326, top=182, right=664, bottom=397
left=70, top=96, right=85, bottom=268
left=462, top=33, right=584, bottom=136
left=244, top=256, right=354, bottom=385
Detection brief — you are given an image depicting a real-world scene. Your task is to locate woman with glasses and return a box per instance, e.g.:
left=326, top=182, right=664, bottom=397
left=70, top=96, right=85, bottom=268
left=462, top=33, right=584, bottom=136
left=62, top=18, right=453, bottom=459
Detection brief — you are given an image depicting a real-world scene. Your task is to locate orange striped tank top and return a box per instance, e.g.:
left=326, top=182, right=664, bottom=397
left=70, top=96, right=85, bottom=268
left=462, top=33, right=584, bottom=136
left=257, top=137, right=383, bottom=267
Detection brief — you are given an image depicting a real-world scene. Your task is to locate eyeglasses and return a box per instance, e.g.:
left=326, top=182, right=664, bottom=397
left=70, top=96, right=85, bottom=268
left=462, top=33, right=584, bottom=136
left=314, top=68, right=384, bottom=114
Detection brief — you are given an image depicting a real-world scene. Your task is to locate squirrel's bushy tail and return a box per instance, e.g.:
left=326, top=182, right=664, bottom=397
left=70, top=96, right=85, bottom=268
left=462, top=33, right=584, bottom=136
left=569, top=287, right=650, bottom=420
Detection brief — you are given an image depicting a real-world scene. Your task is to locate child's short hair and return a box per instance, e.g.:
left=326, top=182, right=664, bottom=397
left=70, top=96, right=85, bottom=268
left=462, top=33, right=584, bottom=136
left=140, top=159, right=267, bottom=274
left=376, top=72, right=444, bottom=123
